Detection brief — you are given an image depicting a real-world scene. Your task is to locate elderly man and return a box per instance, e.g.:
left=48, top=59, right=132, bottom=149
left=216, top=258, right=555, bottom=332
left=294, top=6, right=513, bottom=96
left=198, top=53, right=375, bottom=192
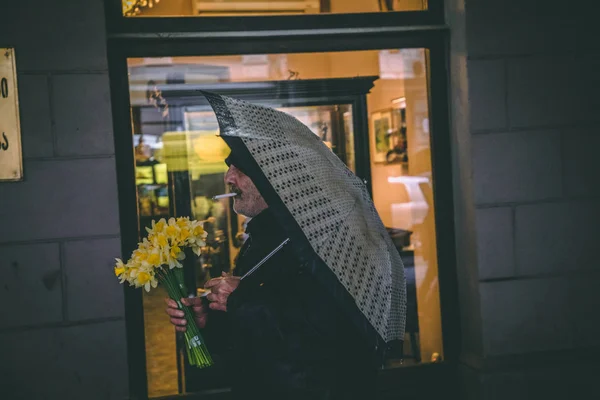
left=165, top=153, right=378, bottom=400
left=164, top=91, right=406, bottom=399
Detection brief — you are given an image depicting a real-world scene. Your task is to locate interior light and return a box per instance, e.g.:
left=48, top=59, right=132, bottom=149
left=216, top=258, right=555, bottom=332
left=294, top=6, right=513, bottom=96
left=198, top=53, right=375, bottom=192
left=392, top=97, right=406, bottom=106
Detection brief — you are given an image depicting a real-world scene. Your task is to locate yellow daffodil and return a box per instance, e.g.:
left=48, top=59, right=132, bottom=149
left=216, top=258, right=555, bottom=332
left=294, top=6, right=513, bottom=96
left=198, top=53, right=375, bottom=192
left=191, top=245, right=203, bottom=256
left=193, top=225, right=205, bottom=237
left=170, top=245, right=182, bottom=259
left=115, top=259, right=130, bottom=284
left=134, top=270, right=158, bottom=292
left=114, top=259, right=126, bottom=276
left=114, top=266, right=125, bottom=278
left=154, top=233, right=168, bottom=248
left=179, top=228, right=191, bottom=242
left=165, top=244, right=185, bottom=269
left=115, top=218, right=208, bottom=286
left=113, top=216, right=213, bottom=368
left=176, top=217, right=189, bottom=229
left=132, top=248, right=148, bottom=263
left=166, top=224, right=178, bottom=240
left=139, top=271, right=151, bottom=283
left=124, top=266, right=139, bottom=286
left=146, top=218, right=167, bottom=235
left=146, top=250, right=162, bottom=268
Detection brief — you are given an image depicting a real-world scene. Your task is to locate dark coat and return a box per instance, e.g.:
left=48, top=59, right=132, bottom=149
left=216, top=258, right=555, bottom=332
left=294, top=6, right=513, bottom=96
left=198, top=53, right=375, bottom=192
left=205, top=208, right=378, bottom=400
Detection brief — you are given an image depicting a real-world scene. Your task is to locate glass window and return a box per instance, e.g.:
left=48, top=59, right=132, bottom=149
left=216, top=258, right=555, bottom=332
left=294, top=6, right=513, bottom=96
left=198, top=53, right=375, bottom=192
left=128, top=48, right=442, bottom=397
left=122, top=0, right=427, bottom=17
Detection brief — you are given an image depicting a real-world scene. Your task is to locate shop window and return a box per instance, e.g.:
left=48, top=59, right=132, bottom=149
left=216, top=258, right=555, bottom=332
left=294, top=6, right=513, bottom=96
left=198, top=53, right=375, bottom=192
left=128, top=48, right=441, bottom=397
left=122, top=0, right=427, bottom=17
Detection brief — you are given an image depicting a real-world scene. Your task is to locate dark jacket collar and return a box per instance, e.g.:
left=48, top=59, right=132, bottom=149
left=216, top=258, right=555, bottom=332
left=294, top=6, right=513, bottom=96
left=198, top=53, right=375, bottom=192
left=244, top=208, right=281, bottom=239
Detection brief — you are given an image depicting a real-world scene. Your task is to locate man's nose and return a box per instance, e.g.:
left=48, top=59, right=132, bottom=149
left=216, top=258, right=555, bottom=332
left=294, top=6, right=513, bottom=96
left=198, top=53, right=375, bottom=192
left=224, top=166, right=237, bottom=184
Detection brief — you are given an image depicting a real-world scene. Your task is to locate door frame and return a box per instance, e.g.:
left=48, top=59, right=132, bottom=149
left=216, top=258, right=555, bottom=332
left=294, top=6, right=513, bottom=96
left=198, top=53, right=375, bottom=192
left=104, top=2, right=460, bottom=399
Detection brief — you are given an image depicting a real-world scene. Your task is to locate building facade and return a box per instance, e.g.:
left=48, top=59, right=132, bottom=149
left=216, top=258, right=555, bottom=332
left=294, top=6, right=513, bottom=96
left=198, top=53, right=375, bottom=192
left=0, top=0, right=598, bottom=399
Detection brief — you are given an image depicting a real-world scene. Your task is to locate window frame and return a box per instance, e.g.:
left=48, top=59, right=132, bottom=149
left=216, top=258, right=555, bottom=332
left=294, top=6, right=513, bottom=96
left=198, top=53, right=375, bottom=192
left=104, top=1, right=460, bottom=399
left=106, top=0, right=445, bottom=37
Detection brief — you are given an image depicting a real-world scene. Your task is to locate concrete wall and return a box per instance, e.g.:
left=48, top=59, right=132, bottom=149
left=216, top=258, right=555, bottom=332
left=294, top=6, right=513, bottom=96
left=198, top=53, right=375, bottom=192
left=446, top=1, right=600, bottom=398
left=0, top=1, right=128, bottom=399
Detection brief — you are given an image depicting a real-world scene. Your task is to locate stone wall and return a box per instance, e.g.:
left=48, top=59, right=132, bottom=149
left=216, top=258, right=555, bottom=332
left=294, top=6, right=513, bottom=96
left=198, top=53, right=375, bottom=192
left=446, top=1, right=600, bottom=398
left=0, top=1, right=128, bottom=399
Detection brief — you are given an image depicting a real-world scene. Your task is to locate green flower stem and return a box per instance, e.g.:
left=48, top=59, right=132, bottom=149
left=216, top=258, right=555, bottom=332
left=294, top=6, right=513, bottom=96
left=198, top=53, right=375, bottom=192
left=157, top=267, right=213, bottom=368
left=184, top=330, right=194, bottom=362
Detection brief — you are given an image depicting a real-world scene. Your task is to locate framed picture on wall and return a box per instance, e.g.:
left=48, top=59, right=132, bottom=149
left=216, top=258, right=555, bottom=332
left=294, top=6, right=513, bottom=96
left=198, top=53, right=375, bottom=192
left=387, top=103, right=408, bottom=165
left=371, top=103, right=408, bottom=165
left=370, top=110, right=393, bottom=163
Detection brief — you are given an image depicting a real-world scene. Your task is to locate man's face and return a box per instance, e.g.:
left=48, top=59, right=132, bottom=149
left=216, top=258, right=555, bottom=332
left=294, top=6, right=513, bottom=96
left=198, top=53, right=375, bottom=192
left=224, top=164, right=268, bottom=218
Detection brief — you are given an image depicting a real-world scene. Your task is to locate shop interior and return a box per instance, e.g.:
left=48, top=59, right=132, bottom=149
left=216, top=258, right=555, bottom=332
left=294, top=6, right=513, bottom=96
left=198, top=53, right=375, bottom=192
left=127, top=49, right=443, bottom=397
left=122, top=0, right=427, bottom=17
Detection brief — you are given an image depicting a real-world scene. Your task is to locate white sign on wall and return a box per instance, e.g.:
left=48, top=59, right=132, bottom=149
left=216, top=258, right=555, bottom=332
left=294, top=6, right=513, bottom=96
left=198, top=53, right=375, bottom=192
left=0, top=48, right=23, bottom=181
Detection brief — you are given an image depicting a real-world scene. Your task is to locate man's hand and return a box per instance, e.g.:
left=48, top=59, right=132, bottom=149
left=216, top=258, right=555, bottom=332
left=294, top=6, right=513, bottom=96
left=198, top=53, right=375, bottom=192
left=165, top=297, right=207, bottom=331
left=204, top=272, right=241, bottom=312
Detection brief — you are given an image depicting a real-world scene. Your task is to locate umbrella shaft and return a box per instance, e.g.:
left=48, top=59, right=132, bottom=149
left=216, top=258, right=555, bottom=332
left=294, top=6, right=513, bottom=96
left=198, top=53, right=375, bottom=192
left=240, top=238, right=291, bottom=281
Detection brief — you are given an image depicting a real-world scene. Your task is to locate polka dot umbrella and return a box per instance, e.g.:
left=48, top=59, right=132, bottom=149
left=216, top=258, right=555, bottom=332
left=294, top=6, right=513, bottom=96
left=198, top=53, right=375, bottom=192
left=202, top=91, right=407, bottom=361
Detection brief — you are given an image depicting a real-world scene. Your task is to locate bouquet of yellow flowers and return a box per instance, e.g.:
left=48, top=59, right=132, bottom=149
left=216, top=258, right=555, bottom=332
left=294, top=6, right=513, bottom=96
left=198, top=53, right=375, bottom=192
left=114, top=217, right=213, bottom=368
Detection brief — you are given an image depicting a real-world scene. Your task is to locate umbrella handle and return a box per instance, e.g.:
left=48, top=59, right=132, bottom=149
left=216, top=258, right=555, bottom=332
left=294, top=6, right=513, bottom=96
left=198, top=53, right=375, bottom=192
left=240, top=238, right=291, bottom=281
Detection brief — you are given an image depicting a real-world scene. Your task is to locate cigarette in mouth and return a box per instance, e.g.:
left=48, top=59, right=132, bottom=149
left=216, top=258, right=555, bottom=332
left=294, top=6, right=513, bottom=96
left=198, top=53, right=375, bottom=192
left=212, top=193, right=237, bottom=200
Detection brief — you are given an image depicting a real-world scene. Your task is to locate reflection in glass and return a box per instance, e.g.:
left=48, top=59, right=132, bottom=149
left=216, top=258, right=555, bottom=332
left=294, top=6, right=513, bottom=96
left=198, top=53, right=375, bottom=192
left=122, top=0, right=427, bottom=17
left=128, top=47, right=441, bottom=397
left=369, top=49, right=441, bottom=366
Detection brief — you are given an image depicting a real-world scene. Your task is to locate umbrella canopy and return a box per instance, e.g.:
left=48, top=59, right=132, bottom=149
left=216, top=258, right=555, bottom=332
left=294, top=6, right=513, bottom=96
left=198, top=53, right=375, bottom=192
left=202, top=91, right=407, bottom=357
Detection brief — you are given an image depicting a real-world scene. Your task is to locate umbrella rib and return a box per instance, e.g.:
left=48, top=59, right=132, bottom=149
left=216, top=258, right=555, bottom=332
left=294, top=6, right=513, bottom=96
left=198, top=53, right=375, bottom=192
left=240, top=238, right=291, bottom=281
